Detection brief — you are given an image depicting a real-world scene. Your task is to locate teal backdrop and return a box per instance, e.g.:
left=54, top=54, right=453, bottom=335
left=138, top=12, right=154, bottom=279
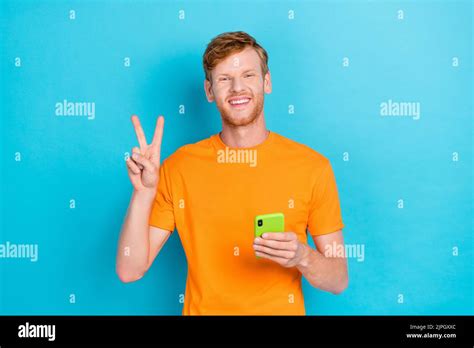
left=0, top=0, right=472, bottom=315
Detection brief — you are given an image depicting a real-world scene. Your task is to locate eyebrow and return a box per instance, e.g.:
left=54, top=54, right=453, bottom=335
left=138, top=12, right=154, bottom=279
left=217, top=69, right=257, bottom=78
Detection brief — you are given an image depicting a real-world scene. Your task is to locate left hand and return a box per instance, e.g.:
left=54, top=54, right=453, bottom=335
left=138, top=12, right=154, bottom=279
left=253, top=232, right=309, bottom=268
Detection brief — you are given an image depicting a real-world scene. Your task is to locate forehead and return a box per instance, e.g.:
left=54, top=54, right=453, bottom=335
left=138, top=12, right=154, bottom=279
left=213, top=47, right=261, bottom=74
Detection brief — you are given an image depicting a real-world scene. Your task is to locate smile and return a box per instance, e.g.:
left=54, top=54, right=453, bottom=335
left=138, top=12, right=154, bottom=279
left=228, top=98, right=251, bottom=108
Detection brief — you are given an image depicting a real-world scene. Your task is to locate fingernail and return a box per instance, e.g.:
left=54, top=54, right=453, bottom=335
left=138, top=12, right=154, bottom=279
left=132, top=153, right=138, bottom=159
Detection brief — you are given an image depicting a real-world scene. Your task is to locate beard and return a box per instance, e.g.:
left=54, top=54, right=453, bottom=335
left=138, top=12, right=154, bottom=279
left=216, top=92, right=264, bottom=127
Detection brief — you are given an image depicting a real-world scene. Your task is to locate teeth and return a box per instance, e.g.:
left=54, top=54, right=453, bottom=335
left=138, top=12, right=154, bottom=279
left=230, top=98, right=250, bottom=105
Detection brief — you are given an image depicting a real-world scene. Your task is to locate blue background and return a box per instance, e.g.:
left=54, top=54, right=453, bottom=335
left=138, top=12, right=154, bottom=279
left=0, top=0, right=472, bottom=315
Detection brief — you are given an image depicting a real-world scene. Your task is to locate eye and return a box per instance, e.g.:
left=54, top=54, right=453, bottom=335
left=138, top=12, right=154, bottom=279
left=244, top=74, right=254, bottom=78
left=219, top=77, right=230, bottom=81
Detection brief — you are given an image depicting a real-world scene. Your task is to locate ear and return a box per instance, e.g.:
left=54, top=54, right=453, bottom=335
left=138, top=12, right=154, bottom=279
left=204, top=79, right=215, bottom=102
left=264, top=70, right=272, bottom=94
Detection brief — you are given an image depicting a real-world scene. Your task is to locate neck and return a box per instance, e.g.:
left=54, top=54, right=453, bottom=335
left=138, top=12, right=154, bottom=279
left=219, top=114, right=269, bottom=148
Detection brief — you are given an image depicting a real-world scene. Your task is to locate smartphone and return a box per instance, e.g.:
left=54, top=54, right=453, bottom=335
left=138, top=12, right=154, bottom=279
left=254, top=213, right=285, bottom=258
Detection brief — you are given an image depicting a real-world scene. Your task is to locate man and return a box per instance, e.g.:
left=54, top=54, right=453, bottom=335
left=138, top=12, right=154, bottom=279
left=116, top=31, right=348, bottom=315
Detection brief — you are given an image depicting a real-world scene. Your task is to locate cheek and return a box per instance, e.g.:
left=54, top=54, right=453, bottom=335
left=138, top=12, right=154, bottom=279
left=251, top=82, right=264, bottom=94
left=210, top=91, right=223, bottom=104
left=219, top=96, right=228, bottom=106
left=213, top=90, right=227, bottom=104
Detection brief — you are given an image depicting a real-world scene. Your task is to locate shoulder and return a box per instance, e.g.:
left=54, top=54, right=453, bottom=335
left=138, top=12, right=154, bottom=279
left=160, top=136, right=214, bottom=168
left=271, top=132, right=330, bottom=168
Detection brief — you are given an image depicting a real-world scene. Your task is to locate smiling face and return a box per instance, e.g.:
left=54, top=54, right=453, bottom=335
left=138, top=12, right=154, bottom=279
left=204, top=47, right=272, bottom=127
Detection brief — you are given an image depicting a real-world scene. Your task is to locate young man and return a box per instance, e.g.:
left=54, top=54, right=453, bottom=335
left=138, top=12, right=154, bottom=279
left=116, top=31, right=348, bottom=315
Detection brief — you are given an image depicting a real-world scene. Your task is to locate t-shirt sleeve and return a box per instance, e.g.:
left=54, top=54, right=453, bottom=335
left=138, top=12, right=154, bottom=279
left=148, top=160, right=176, bottom=233
left=307, top=159, right=345, bottom=236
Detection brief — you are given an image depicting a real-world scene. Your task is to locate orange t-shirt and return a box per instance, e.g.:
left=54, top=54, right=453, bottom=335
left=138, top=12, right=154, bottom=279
left=148, top=131, right=345, bottom=315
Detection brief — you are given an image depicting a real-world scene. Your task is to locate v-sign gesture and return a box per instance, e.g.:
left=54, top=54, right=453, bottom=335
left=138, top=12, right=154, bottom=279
left=126, top=115, right=164, bottom=193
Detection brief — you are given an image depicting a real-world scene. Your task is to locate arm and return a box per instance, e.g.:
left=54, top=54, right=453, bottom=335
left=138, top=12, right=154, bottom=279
left=116, top=114, right=170, bottom=283
left=296, top=229, right=348, bottom=294
left=115, top=190, right=171, bottom=283
left=253, top=229, right=349, bottom=294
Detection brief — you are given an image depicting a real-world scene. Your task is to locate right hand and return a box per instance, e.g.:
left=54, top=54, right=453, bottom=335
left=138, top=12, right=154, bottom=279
left=126, top=114, right=164, bottom=194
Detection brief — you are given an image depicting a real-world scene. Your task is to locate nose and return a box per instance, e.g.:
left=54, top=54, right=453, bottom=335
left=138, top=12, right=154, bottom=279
left=230, top=77, right=245, bottom=93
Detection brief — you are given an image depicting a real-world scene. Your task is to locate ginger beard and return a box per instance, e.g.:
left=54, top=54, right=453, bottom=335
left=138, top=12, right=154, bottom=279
left=215, top=89, right=264, bottom=127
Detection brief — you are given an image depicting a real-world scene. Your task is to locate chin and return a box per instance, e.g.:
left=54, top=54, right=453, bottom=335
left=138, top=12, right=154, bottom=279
left=217, top=98, right=263, bottom=127
left=223, top=112, right=258, bottom=127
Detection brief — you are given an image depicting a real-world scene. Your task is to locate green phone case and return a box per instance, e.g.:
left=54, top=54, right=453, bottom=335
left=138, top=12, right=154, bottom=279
left=254, top=213, right=285, bottom=258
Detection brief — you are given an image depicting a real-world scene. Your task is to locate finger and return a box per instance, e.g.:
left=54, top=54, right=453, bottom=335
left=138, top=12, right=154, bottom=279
left=261, top=232, right=296, bottom=241
left=131, top=115, right=148, bottom=152
left=132, top=146, right=141, bottom=154
left=254, top=238, right=296, bottom=251
left=151, top=115, right=164, bottom=148
left=253, top=243, right=295, bottom=258
left=255, top=250, right=288, bottom=265
left=132, top=152, right=155, bottom=173
left=131, top=158, right=144, bottom=170
left=126, top=158, right=141, bottom=175
left=131, top=147, right=144, bottom=170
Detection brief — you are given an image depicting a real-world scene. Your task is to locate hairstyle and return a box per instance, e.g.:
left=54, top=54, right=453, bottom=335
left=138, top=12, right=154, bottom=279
left=203, top=31, right=269, bottom=84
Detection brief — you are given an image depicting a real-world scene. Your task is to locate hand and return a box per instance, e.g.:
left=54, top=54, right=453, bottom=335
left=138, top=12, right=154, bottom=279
left=125, top=114, right=164, bottom=193
left=253, top=232, right=309, bottom=268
